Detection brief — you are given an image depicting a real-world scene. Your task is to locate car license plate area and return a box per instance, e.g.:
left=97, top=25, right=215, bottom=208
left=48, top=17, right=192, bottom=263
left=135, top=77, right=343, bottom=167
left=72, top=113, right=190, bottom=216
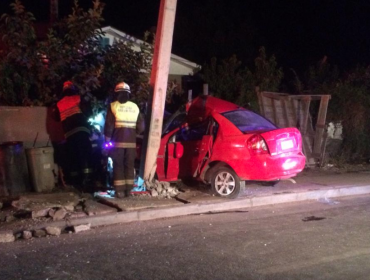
left=281, top=139, right=294, bottom=150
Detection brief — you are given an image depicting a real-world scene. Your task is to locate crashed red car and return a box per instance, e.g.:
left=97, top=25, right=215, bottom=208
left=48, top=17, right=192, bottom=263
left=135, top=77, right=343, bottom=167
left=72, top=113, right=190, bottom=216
left=155, top=95, right=306, bottom=198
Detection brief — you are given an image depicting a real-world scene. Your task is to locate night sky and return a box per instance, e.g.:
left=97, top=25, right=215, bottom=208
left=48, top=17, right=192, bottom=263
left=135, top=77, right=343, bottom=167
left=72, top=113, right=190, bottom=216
left=1, top=0, right=370, bottom=74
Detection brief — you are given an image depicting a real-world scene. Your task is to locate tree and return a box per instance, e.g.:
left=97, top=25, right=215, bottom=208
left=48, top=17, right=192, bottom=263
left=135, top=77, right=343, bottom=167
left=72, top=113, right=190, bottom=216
left=0, top=0, right=153, bottom=108
left=200, top=47, right=283, bottom=110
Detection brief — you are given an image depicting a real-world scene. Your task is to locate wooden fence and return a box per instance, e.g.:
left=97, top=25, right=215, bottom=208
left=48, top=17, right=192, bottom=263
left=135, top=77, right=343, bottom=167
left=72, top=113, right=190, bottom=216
left=257, top=91, right=331, bottom=166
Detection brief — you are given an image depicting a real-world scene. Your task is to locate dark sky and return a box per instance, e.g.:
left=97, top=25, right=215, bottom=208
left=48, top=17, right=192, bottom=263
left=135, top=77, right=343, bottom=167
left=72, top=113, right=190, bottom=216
left=1, top=0, right=370, bottom=74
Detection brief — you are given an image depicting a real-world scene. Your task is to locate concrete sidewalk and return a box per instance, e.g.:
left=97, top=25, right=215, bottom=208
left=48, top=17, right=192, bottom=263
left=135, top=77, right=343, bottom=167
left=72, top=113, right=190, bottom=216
left=1, top=167, right=370, bottom=237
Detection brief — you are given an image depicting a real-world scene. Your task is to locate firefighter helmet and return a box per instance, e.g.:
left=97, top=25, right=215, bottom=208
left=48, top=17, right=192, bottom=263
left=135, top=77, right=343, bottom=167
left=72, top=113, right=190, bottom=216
left=114, top=82, right=131, bottom=93
left=63, top=81, right=74, bottom=91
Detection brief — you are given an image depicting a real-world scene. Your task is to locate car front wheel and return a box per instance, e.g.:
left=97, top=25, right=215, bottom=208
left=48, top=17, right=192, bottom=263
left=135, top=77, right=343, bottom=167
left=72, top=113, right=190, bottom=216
left=211, top=167, right=243, bottom=199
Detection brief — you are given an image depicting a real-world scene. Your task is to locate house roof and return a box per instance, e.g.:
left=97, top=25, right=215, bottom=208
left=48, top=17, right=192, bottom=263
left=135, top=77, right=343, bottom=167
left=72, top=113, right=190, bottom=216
left=101, top=26, right=199, bottom=73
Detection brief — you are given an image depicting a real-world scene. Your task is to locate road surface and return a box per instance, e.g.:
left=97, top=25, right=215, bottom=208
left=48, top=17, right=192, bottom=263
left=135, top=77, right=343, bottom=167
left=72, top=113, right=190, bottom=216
left=1, top=195, right=370, bottom=280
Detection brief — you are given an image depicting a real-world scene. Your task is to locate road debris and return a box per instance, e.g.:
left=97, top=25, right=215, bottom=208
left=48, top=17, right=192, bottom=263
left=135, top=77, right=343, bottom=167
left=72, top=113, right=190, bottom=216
left=45, top=226, right=62, bottom=236
left=0, top=230, right=15, bottom=243
left=302, top=216, right=326, bottom=222
left=144, top=180, right=180, bottom=198
left=22, top=230, right=33, bottom=240
left=318, top=197, right=340, bottom=205
left=33, top=229, right=47, bottom=238
left=73, top=223, right=91, bottom=233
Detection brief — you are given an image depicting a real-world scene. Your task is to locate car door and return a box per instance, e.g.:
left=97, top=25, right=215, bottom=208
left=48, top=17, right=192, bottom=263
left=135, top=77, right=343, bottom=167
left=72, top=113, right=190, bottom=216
left=176, top=119, right=212, bottom=178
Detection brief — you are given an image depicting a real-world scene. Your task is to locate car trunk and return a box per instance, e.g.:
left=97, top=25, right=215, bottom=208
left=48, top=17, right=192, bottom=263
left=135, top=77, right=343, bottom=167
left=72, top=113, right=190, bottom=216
left=260, top=127, right=302, bottom=156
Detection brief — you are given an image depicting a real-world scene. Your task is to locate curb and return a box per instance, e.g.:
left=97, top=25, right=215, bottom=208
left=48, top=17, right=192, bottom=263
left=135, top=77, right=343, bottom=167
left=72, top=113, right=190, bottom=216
left=23, top=184, right=370, bottom=233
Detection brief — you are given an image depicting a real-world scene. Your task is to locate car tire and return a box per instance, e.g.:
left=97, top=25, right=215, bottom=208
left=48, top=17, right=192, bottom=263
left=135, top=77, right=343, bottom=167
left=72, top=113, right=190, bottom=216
left=211, top=167, right=243, bottom=199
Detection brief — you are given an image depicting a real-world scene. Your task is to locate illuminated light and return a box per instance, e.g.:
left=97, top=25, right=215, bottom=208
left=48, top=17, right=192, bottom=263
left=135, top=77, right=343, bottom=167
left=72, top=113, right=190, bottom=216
left=264, top=162, right=267, bottom=167
left=94, top=124, right=101, bottom=132
left=89, top=113, right=104, bottom=125
left=94, top=113, right=103, bottom=123
left=104, top=142, right=113, bottom=148
left=282, top=159, right=297, bottom=170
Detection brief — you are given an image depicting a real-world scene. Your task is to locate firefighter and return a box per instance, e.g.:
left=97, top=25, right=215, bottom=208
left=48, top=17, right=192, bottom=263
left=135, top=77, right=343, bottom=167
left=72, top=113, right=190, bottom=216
left=55, top=81, right=93, bottom=191
left=104, top=82, right=145, bottom=198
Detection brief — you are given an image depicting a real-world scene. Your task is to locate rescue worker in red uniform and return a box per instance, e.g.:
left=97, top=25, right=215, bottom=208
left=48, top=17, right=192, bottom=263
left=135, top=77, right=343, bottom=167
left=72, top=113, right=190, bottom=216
left=55, top=81, right=93, bottom=191
left=104, top=82, right=145, bottom=198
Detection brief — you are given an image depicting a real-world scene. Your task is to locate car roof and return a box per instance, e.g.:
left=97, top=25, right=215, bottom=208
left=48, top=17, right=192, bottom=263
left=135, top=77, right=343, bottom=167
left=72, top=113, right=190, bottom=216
left=187, top=95, right=240, bottom=124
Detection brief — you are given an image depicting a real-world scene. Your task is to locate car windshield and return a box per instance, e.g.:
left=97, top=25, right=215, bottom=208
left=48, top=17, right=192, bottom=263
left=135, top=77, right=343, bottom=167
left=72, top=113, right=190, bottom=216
left=162, top=105, right=186, bottom=135
left=222, top=110, right=277, bottom=133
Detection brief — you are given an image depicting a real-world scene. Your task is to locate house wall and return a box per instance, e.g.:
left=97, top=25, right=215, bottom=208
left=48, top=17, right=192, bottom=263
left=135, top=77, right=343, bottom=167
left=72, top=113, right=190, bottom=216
left=101, top=30, right=197, bottom=77
left=0, top=106, right=64, bottom=148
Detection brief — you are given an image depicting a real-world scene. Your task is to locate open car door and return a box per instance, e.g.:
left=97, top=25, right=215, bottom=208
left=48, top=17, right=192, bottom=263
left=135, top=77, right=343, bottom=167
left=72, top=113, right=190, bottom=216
left=175, top=119, right=214, bottom=179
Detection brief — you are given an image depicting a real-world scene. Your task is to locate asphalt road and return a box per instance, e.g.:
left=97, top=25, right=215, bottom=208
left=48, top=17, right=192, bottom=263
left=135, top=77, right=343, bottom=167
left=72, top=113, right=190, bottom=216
left=1, top=195, right=370, bottom=280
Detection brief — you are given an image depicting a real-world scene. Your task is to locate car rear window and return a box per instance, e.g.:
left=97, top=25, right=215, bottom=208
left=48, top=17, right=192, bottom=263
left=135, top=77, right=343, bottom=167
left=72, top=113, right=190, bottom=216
left=222, top=110, right=277, bottom=133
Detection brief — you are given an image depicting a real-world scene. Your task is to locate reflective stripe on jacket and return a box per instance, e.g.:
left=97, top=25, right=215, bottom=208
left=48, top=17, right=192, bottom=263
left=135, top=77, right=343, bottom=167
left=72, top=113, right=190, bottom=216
left=105, top=101, right=142, bottom=149
left=57, top=95, right=90, bottom=138
left=57, top=95, right=82, bottom=121
left=111, top=101, right=140, bottom=128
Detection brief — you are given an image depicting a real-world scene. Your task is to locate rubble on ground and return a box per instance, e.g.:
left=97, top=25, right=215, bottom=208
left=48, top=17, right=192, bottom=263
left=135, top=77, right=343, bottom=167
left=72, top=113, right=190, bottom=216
left=11, top=192, right=80, bottom=213
left=0, top=230, right=15, bottom=243
left=45, top=226, right=62, bottom=236
left=33, top=229, right=47, bottom=238
left=144, top=180, right=180, bottom=198
left=73, top=223, right=91, bottom=233
left=22, top=230, right=32, bottom=240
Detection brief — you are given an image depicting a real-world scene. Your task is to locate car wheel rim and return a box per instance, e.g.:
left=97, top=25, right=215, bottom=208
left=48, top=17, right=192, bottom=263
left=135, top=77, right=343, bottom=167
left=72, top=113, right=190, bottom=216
left=215, top=171, right=236, bottom=196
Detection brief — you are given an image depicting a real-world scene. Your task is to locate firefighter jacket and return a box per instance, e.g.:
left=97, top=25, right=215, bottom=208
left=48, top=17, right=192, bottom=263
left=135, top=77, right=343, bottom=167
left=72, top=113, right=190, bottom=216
left=104, top=100, right=145, bottom=148
left=56, top=95, right=91, bottom=138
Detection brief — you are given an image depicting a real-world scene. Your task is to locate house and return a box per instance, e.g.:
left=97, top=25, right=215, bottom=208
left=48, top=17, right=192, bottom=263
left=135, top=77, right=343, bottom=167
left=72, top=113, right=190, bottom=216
left=101, top=26, right=200, bottom=92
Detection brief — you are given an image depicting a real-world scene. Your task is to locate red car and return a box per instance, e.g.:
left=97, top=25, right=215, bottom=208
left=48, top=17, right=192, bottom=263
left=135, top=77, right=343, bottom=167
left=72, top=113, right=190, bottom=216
left=155, top=95, right=306, bottom=198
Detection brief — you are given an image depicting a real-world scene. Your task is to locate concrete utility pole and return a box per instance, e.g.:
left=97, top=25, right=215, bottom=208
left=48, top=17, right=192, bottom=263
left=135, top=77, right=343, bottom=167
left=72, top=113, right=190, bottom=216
left=142, top=0, right=178, bottom=181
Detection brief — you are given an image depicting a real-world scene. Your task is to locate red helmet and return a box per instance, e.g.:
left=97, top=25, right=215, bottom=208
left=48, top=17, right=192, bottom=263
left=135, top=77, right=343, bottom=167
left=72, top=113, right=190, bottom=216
left=63, top=81, right=74, bottom=91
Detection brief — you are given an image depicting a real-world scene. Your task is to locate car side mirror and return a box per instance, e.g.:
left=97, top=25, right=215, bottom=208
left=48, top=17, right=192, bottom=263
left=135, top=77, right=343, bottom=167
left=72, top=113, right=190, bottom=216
left=174, top=142, right=184, bottom=158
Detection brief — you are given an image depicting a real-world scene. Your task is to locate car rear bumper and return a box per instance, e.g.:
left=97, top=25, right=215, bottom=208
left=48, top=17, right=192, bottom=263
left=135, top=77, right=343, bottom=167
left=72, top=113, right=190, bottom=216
left=235, top=153, right=306, bottom=181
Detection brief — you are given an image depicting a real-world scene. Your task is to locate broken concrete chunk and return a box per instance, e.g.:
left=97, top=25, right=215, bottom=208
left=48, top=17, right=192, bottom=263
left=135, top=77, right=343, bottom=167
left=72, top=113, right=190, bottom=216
left=0, top=231, right=15, bottom=243
left=64, top=205, right=75, bottom=212
left=5, top=214, right=16, bottom=223
left=45, top=226, right=61, bottom=236
left=32, top=208, right=51, bottom=219
left=53, top=208, right=67, bottom=221
left=12, top=192, right=80, bottom=213
left=23, top=231, right=33, bottom=240
left=48, top=208, right=56, bottom=218
left=73, top=223, right=91, bottom=233
left=33, top=229, right=47, bottom=238
left=156, top=184, right=163, bottom=194
left=151, top=189, right=158, bottom=197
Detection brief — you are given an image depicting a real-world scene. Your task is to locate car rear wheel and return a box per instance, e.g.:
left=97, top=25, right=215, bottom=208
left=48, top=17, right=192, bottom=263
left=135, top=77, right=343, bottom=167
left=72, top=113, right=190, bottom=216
left=211, top=167, right=243, bottom=199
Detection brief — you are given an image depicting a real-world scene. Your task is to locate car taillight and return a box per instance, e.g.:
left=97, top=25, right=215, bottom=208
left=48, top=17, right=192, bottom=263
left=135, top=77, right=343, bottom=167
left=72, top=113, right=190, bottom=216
left=247, top=134, right=268, bottom=155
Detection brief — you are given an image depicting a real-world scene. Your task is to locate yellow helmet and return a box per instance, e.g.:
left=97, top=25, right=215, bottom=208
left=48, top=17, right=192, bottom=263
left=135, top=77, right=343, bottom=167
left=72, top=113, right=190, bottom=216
left=114, top=82, right=131, bottom=93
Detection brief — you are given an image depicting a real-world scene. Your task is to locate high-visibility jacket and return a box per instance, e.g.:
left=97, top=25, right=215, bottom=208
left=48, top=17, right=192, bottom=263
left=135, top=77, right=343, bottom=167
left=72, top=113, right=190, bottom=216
left=104, top=100, right=145, bottom=148
left=56, top=95, right=91, bottom=138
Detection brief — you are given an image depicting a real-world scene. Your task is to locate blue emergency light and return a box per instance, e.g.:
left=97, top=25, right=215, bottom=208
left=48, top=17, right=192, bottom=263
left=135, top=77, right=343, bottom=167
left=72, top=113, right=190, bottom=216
left=104, top=142, right=113, bottom=148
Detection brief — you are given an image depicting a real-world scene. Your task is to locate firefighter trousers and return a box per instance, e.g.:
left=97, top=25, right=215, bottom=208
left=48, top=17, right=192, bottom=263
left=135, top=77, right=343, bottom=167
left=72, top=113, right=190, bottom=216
left=111, top=147, right=136, bottom=192
left=65, top=132, right=93, bottom=189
